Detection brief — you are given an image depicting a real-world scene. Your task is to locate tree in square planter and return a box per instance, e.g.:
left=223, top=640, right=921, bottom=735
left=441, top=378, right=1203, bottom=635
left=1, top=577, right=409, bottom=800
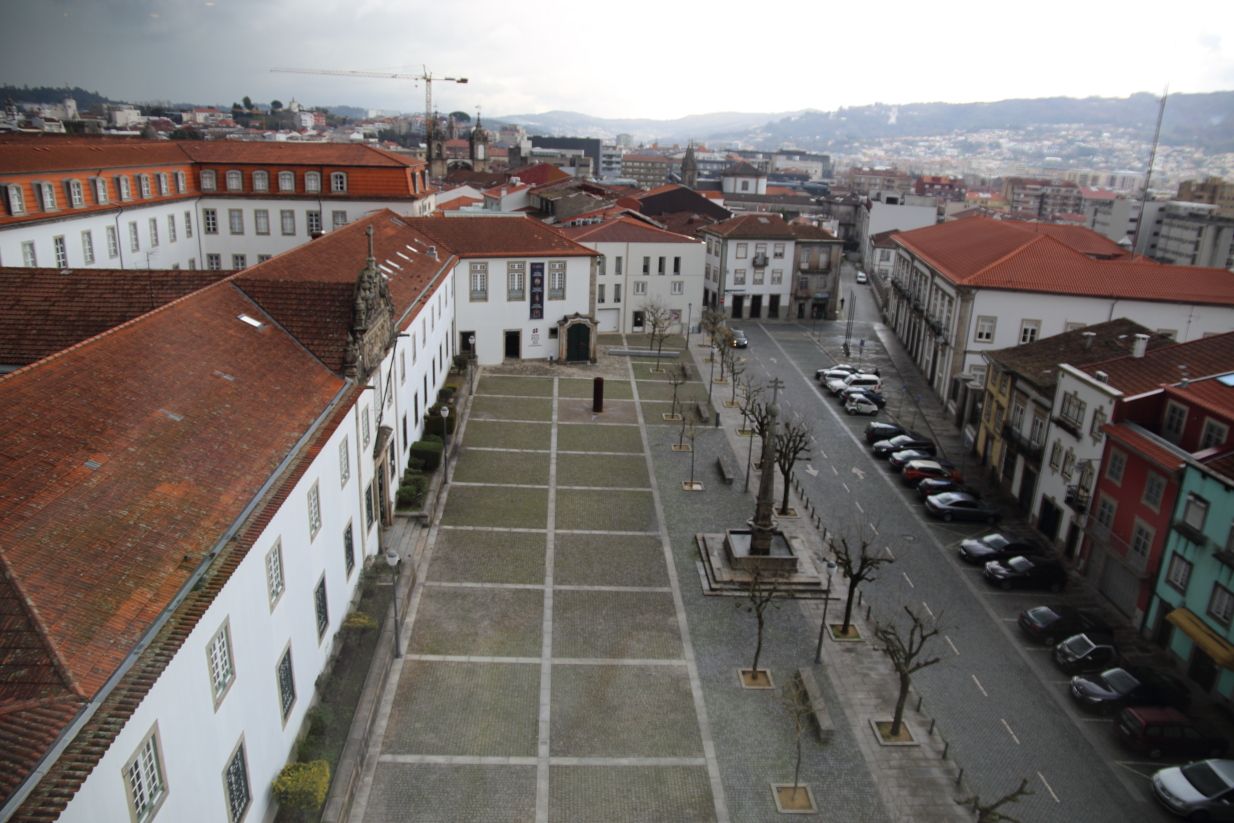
left=827, top=528, right=892, bottom=641
left=872, top=605, right=942, bottom=743
left=736, top=570, right=780, bottom=688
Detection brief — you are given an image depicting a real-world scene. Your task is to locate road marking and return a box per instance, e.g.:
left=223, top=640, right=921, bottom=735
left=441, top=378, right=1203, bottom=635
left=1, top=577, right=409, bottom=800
left=921, top=601, right=934, bottom=620
left=805, top=464, right=819, bottom=477
left=884, top=546, right=896, bottom=560
left=1037, top=771, right=1060, bottom=803
left=902, top=572, right=915, bottom=589
left=971, top=674, right=988, bottom=697
left=842, top=482, right=850, bottom=494
left=869, top=522, right=879, bottom=535
left=851, top=466, right=866, bottom=481
left=1001, top=718, right=1021, bottom=744
left=945, top=635, right=960, bottom=656
left=831, top=465, right=838, bottom=475
left=855, top=500, right=864, bottom=513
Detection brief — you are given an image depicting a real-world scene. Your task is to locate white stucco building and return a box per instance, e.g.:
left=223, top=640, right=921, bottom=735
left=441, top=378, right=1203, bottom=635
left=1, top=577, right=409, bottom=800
left=700, top=213, right=798, bottom=321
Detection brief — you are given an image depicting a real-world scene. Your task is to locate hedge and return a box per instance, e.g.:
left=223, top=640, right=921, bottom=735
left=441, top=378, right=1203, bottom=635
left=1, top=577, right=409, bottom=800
left=272, top=759, right=330, bottom=814
left=409, top=440, right=443, bottom=471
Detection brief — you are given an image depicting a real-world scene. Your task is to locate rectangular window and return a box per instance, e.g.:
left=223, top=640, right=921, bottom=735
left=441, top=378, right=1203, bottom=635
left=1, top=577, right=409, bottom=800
left=975, top=315, right=996, bottom=343
left=68, top=179, right=84, bottom=207
left=597, top=283, right=606, bottom=303
left=773, top=242, right=785, bottom=259
left=206, top=621, right=236, bottom=706
left=470, top=262, right=488, bottom=301
left=223, top=741, right=251, bottom=823
left=339, top=437, right=350, bottom=486
left=1130, top=520, right=1153, bottom=567
left=1209, top=584, right=1234, bottom=625
left=549, top=262, right=566, bottom=299
left=753, top=269, right=765, bottom=285
left=157, top=172, right=169, bottom=195
left=307, top=210, right=322, bottom=234
left=228, top=208, right=244, bottom=235
left=314, top=576, right=329, bottom=639
left=658, top=256, right=666, bottom=275
left=280, top=209, right=295, bottom=235
left=307, top=480, right=322, bottom=540
left=771, top=269, right=783, bottom=285
left=206, top=253, right=222, bottom=271
left=305, top=172, right=321, bottom=193
left=365, top=479, right=376, bottom=530
left=52, top=235, right=67, bottom=267
left=1183, top=494, right=1209, bottom=530
left=332, top=210, right=348, bottom=229
left=252, top=170, right=268, bottom=192
left=1106, top=449, right=1126, bottom=484
left=257, top=254, right=271, bottom=263
left=1200, top=418, right=1229, bottom=451
left=124, top=726, right=167, bottom=823
left=399, top=350, right=406, bottom=384
left=265, top=540, right=285, bottom=608
left=107, top=226, right=120, bottom=258
left=6, top=183, right=27, bottom=215
left=734, top=268, right=746, bottom=286
left=175, top=170, right=186, bottom=193
left=139, top=175, right=152, bottom=198
left=1048, top=441, right=1062, bottom=470
left=1095, top=495, right=1116, bottom=528
left=148, top=218, right=159, bottom=247
left=615, top=256, right=623, bottom=275
left=203, top=208, right=218, bottom=234
left=254, top=209, right=270, bottom=235
left=1060, top=392, right=1086, bottom=429
left=200, top=170, right=216, bottom=191
left=167, top=214, right=176, bottom=243
left=736, top=242, right=748, bottom=259
left=642, top=256, right=650, bottom=275
left=81, top=230, right=95, bottom=264
left=613, top=283, right=621, bottom=303
left=1166, top=554, right=1192, bottom=593
left=362, top=405, right=371, bottom=447
left=1089, top=406, right=1107, bottom=440
left=226, top=170, right=243, bottom=192
left=21, top=241, right=36, bottom=267
left=94, top=177, right=109, bottom=204
left=1142, top=472, right=1166, bottom=510
left=343, top=521, right=355, bottom=577
left=129, top=221, right=140, bottom=253
left=1019, top=319, right=1041, bottom=344
left=507, top=261, right=525, bottom=300
left=231, top=254, right=247, bottom=269
left=37, top=181, right=57, bottom=211
left=1163, top=401, right=1187, bottom=443
left=331, top=172, right=348, bottom=193
left=184, top=210, right=193, bottom=239
left=279, top=171, right=295, bottom=192
left=117, top=175, right=132, bottom=201
left=671, top=280, right=684, bottom=295
left=276, top=646, right=296, bottom=722
left=633, top=281, right=647, bottom=295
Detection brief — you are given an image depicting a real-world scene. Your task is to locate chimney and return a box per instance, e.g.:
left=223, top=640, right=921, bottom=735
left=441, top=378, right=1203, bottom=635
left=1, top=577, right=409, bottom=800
left=428, top=245, right=438, bottom=260
left=1132, top=334, right=1149, bottom=358
left=1082, top=331, right=1096, bottom=350
left=1095, top=370, right=1109, bottom=383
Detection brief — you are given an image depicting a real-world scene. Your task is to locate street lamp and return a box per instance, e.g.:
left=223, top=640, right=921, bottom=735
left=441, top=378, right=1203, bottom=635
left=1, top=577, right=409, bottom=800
left=685, top=302, right=693, bottom=349
left=440, top=405, right=451, bottom=470
left=468, top=334, right=477, bottom=395
left=815, top=559, right=838, bottom=663
left=385, top=549, right=402, bottom=659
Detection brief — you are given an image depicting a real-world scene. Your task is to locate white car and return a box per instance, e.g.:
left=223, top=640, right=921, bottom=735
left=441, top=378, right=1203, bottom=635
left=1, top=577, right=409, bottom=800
left=815, top=364, right=860, bottom=381
left=1152, top=759, right=1234, bottom=819
left=845, top=395, right=880, bottom=416
left=856, top=271, right=869, bottom=284
left=827, top=372, right=882, bottom=396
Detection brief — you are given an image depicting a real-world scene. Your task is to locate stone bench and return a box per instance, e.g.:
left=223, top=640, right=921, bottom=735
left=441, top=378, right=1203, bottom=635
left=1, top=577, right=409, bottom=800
left=694, top=400, right=710, bottom=424
left=715, top=455, right=735, bottom=485
left=797, top=668, right=834, bottom=742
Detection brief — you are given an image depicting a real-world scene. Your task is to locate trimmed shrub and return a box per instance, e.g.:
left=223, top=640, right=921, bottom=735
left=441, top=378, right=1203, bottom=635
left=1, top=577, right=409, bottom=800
left=438, top=385, right=457, bottom=404
left=396, top=474, right=428, bottom=508
left=453, top=353, right=471, bottom=371
left=409, top=439, right=443, bottom=471
left=342, top=611, right=377, bottom=632
left=273, top=759, right=330, bottom=814
left=422, top=404, right=457, bottom=437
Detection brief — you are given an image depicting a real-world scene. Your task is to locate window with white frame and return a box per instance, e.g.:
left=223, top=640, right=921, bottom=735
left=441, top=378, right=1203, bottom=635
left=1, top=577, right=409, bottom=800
left=175, top=170, right=186, bottom=193
left=671, top=280, right=684, bottom=295
left=52, top=235, right=67, bottom=267
left=307, top=210, right=322, bottom=234
left=753, top=269, right=765, bottom=285
left=206, top=620, right=236, bottom=705
left=157, top=172, right=170, bottom=195
left=362, top=404, right=372, bottom=447
left=226, top=170, right=242, bottom=192
left=343, top=521, right=355, bottom=577
left=305, top=171, right=321, bottom=193
left=167, top=214, right=176, bottom=243
left=734, top=268, right=746, bottom=285
left=1130, top=520, right=1153, bottom=568
left=332, top=210, right=347, bottom=229
left=38, top=181, right=58, bottom=210
left=203, top=208, right=218, bottom=234
left=1142, top=472, right=1166, bottom=510
left=6, top=183, right=26, bottom=215
left=633, top=281, right=647, bottom=295
left=1106, top=449, right=1126, bottom=484
left=1166, top=554, right=1192, bottom=593
left=771, top=269, right=783, bottom=285
left=106, top=226, right=119, bottom=258
left=736, top=242, right=748, bottom=259
left=123, top=725, right=167, bottom=823
left=265, top=540, right=285, bottom=608
left=1049, top=441, right=1062, bottom=470
left=139, top=174, right=152, bottom=198
left=330, top=171, right=348, bottom=192
left=200, top=169, right=216, bottom=191
left=615, top=256, right=623, bottom=275
left=184, top=210, right=193, bottom=239
left=975, top=316, right=996, bottom=343
left=1209, top=583, right=1234, bottom=625
left=1200, top=418, right=1229, bottom=451
left=1183, top=493, right=1209, bottom=531
left=1163, top=401, right=1188, bottom=443
left=1094, top=494, right=1116, bottom=528
left=302, top=477, right=323, bottom=542
left=314, top=576, right=329, bottom=638
left=339, top=436, right=350, bottom=486
left=231, top=254, right=246, bottom=269
left=93, top=176, right=109, bottom=204
left=399, top=350, right=406, bottom=384
left=507, top=262, right=525, bottom=300
left=549, top=262, right=566, bottom=299
left=148, top=218, right=158, bottom=247
left=773, top=242, right=785, bottom=259
left=276, top=646, right=296, bottom=722
left=278, top=171, right=295, bottom=192
left=128, top=221, right=139, bottom=253
left=280, top=209, right=295, bottom=235
left=222, top=740, right=251, bottom=823
left=228, top=208, right=244, bottom=235
left=257, top=254, right=271, bottom=263
left=206, top=253, right=221, bottom=271
left=81, top=230, right=95, bottom=264
left=470, top=262, right=488, bottom=301
left=1019, top=319, right=1041, bottom=344
left=613, top=283, right=621, bottom=303
left=597, top=283, right=606, bottom=303
left=67, top=179, right=84, bottom=207
left=252, top=170, right=268, bottom=192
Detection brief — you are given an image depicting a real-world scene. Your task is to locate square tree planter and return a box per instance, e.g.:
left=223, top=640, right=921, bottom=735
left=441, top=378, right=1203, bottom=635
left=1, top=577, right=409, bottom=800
left=772, top=783, right=817, bottom=814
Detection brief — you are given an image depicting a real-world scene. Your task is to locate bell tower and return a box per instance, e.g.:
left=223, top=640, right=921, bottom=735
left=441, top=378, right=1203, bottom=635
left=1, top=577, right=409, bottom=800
left=469, top=107, right=490, bottom=172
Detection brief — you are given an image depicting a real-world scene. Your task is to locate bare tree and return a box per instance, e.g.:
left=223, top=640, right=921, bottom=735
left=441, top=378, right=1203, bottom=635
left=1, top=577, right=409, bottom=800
left=736, top=377, right=762, bottom=436
left=700, top=307, right=725, bottom=349
left=957, top=778, right=1033, bottom=823
left=774, top=417, right=813, bottom=515
left=666, top=362, right=689, bottom=420
left=874, top=605, right=942, bottom=738
left=641, top=299, right=673, bottom=372
left=782, top=675, right=814, bottom=796
left=728, top=355, right=746, bottom=406
left=829, top=530, right=893, bottom=637
left=719, top=333, right=740, bottom=383
left=685, top=420, right=699, bottom=484
left=737, top=570, right=780, bottom=683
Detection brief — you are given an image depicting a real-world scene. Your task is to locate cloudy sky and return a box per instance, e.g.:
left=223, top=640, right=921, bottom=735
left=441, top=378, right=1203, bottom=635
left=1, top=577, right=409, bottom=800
left=4, top=0, right=1233, bottom=121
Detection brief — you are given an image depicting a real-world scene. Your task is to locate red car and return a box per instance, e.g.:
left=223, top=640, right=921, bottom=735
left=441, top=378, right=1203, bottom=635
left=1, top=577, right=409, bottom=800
left=901, top=459, right=961, bottom=486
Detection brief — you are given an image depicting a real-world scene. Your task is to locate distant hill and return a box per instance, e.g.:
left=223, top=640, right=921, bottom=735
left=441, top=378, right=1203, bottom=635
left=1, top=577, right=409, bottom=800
left=0, top=84, right=113, bottom=110
left=492, top=110, right=792, bottom=142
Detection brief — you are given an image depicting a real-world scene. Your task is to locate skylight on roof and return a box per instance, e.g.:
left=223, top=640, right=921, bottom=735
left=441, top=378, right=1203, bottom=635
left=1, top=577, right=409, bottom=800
left=1219, top=373, right=1234, bottom=388
left=237, top=314, right=264, bottom=328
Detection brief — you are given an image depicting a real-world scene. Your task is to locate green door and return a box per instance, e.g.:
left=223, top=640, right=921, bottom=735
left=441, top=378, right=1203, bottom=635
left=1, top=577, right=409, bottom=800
left=566, top=323, right=590, bottom=362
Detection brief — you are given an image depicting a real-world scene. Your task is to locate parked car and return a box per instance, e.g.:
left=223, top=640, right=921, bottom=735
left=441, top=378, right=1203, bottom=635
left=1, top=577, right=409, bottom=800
left=845, top=395, right=881, bottom=416
left=1052, top=632, right=1121, bottom=674
left=1070, top=666, right=1191, bottom=714
left=865, top=421, right=906, bottom=444
left=1117, top=707, right=1230, bottom=760
left=926, top=492, right=1002, bottom=524
left=982, top=555, right=1066, bottom=590
left=1152, top=759, right=1234, bottom=819
left=889, top=449, right=936, bottom=471
left=730, top=329, right=749, bottom=348
left=958, top=532, right=1044, bottom=564
left=839, top=386, right=887, bottom=408
left=1018, top=605, right=1111, bottom=646
left=872, top=433, right=935, bottom=459
left=827, top=372, right=882, bottom=396
left=902, top=459, right=961, bottom=486
left=915, top=477, right=977, bottom=499
left=856, top=271, right=869, bottom=284
left=816, top=364, right=861, bottom=381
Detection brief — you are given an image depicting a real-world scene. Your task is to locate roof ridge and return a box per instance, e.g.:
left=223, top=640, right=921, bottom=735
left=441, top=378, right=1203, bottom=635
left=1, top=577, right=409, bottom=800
left=965, top=232, right=1070, bottom=282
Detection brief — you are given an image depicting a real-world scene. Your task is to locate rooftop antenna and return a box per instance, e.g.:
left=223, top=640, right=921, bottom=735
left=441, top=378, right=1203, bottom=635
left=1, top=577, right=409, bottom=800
left=1131, top=85, right=1168, bottom=255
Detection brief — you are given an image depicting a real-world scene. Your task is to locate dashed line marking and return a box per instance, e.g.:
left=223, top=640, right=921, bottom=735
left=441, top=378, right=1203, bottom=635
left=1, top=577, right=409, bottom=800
left=855, top=500, right=864, bottom=513
left=842, top=482, right=851, bottom=494
left=1001, top=718, right=1020, bottom=744
left=902, top=572, right=915, bottom=589
left=971, top=674, right=988, bottom=697
left=921, top=601, right=935, bottom=620
left=945, top=636, right=960, bottom=656
left=1038, top=771, right=1060, bottom=803
left=884, top=546, right=896, bottom=560
left=831, top=465, right=839, bottom=475
left=869, top=523, right=879, bottom=535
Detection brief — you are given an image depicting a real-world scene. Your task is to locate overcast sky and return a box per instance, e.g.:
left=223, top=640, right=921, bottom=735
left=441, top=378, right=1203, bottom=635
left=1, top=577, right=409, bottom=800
left=4, top=0, right=1233, bottom=121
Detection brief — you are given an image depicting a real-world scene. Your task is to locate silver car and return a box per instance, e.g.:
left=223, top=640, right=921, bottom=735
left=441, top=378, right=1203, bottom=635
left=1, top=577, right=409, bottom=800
left=1152, top=759, right=1234, bottom=819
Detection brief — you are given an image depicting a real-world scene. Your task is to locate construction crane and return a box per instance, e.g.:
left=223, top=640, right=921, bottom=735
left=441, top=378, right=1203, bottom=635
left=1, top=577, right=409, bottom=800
left=271, top=66, right=468, bottom=140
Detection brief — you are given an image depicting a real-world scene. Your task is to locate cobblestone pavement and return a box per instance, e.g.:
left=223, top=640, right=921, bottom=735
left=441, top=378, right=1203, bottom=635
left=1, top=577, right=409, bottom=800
left=349, top=335, right=975, bottom=823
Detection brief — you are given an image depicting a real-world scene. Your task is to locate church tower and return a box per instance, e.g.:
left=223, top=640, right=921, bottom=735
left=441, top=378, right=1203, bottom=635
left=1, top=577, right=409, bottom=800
left=469, top=108, right=490, bottom=173
left=428, top=111, right=447, bottom=180
left=681, top=141, right=698, bottom=189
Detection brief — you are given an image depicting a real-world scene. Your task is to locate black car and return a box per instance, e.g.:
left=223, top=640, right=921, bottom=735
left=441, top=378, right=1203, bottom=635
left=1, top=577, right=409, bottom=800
left=839, top=386, right=887, bottom=408
left=983, top=555, right=1066, bottom=590
left=888, top=449, right=936, bottom=471
left=1070, top=666, right=1191, bottom=715
left=925, top=492, right=1002, bottom=524
left=915, top=478, right=978, bottom=499
left=730, top=329, right=749, bottom=348
left=959, top=532, right=1047, bottom=564
left=872, top=433, right=936, bottom=459
left=1019, top=605, right=1111, bottom=646
left=1052, top=632, right=1121, bottom=674
left=865, top=421, right=906, bottom=444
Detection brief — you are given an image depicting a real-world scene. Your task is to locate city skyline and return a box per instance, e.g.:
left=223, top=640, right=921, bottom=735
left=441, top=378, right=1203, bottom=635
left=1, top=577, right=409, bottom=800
left=4, top=0, right=1233, bottom=120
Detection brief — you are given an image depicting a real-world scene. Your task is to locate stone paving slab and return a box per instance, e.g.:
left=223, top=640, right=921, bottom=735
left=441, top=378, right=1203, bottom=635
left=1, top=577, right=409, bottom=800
left=556, top=488, right=657, bottom=532
left=552, top=533, right=670, bottom=587
left=362, top=763, right=537, bottom=823
left=558, top=377, right=634, bottom=400
left=477, top=375, right=554, bottom=396
left=451, top=449, right=550, bottom=486
left=384, top=661, right=540, bottom=756
left=555, top=453, right=649, bottom=488
left=555, top=398, right=640, bottom=425
left=548, top=765, right=715, bottom=823
left=556, top=423, right=643, bottom=453
left=639, top=400, right=696, bottom=425
left=635, top=380, right=709, bottom=403
left=461, top=419, right=551, bottom=450
left=409, top=586, right=543, bottom=657
left=441, top=485, right=548, bottom=529
left=552, top=590, right=682, bottom=659
left=469, top=395, right=554, bottom=421
left=629, top=360, right=693, bottom=381
left=549, top=664, right=703, bottom=758
left=427, top=529, right=547, bottom=585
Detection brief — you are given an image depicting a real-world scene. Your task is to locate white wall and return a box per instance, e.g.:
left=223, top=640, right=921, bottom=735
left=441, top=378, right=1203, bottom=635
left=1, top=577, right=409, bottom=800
left=715, top=236, right=794, bottom=320
left=584, top=238, right=704, bottom=334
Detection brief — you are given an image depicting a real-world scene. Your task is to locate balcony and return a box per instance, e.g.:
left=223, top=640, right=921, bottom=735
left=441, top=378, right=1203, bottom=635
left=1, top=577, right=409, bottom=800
left=1051, top=414, right=1082, bottom=439
left=1002, top=423, right=1044, bottom=462
left=752, top=254, right=769, bottom=268
left=1064, top=484, right=1090, bottom=514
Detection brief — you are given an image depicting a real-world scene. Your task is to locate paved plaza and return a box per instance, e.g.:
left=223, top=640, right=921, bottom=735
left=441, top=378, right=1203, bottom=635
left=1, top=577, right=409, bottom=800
left=348, top=338, right=965, bottom=823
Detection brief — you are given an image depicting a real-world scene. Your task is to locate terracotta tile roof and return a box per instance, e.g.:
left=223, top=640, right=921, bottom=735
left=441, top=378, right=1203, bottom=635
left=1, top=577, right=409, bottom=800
left=178, top=141, right=420, bottom=168
left=1079, top=330, right=1234, bottom=396
left=788, top=223, right=839, bottom=242
left=0, top=268, right=229, bottom=368
left=1105, top=422, right=1187, bottom=471
left=437, top=195, right=482, bottom=211
left=408, top=214, right=597, bottom=259
left=1081, top=188, right=1120, bottom=201
left=985, top=319, right=1169, bottom=393
left=723, top=161, right=764, bottom=177
left=560, top=215, right=700, bottom=244
left=0, top=135, right=191, bottom=173
left=1161, top=375, right=1234, bottom=422
left=504, top=163, right=571, bottom=186
left=701, top=212, right=798, bottom=239
left=1027, top=223, right=1126, bottom=258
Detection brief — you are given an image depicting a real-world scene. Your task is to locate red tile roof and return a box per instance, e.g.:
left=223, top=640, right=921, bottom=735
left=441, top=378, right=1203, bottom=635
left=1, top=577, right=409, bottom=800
left=1160, top=376, right=1234, bottom=422
left=0, top=135, right=191, bottom=173
left=1104, top=422, right=1187, bottom=471
left=0, top=268, right=229, bottom=368
left=505, top=163, right=571, bottom=186
left=561, top=214, right=700, bottom=244
left=178, top=141, right=421, bottom=168
left=437, top=195, right=483, bottom=211
left=701, top=212, right=797, bottom=239
left=1080, top=331, right=1234, bottom=397
left=408, top=214, right=597, bottom=259
left=723, top=161, right=764, bottom=177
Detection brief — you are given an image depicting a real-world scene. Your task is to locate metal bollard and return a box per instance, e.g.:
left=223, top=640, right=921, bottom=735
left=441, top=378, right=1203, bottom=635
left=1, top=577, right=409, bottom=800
left=929, top=718, right=936, bottom=736
left=916, top=695, right=923, bottom=712
left=946, top=743, right=953, bottom=762
left=865, top=604, right=871, bottom=621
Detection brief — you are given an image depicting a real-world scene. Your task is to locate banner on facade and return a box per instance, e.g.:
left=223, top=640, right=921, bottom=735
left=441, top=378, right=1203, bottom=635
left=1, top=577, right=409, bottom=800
left=530, top=263, right=544, bottom=320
